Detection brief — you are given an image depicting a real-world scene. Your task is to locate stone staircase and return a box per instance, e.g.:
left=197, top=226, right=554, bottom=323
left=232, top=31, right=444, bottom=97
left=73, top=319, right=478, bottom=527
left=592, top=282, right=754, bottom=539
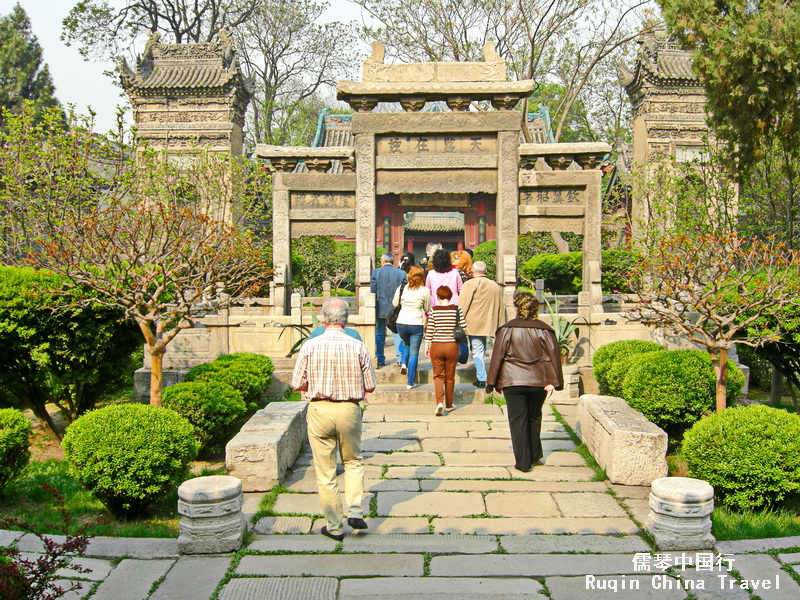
left=373, top=358, right=485, bottom=405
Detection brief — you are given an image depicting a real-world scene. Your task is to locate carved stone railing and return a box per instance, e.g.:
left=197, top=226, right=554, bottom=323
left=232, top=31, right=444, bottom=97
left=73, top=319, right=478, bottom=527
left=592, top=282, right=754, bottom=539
left=255, top=145, right=355, bottom=173
left=519, top=142, right=611, bottom=171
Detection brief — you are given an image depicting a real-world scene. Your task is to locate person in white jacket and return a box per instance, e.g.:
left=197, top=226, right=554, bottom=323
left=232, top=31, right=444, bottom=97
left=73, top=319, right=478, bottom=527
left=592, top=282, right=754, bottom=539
left=392, top=265, right=431, bottom=389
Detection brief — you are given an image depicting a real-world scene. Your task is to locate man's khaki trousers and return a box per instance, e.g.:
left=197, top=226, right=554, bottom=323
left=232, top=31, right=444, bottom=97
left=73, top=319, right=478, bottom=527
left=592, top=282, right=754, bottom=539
left=306, top=401, right=365, bottom=535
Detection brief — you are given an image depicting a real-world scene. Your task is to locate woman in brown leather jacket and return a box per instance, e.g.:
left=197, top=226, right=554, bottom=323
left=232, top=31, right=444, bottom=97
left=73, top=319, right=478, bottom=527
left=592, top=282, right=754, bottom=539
left=485, top=291, right=564, bottom=472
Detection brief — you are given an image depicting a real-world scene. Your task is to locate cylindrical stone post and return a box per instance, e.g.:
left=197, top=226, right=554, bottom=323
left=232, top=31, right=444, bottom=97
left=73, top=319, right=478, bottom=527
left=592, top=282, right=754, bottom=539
left=646, top=477, right=715, bottom=551
left=177, top=475, right=245, bottom=554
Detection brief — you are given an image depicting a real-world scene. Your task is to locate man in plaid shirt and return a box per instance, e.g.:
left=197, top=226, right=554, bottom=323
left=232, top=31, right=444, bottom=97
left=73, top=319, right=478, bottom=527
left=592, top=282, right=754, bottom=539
left=291, top=297, right=376, bottom=541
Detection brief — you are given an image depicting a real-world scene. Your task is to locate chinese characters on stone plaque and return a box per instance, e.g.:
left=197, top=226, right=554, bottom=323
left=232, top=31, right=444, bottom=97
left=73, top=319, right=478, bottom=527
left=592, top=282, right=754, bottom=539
left=520, top=188, right=583, bottom=205
left=290, top=192, right=356, bottom=209
left=377, top=135, right=497, bottom=155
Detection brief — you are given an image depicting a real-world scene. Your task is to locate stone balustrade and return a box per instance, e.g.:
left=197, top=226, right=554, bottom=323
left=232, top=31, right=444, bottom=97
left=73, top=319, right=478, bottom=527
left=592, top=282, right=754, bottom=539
left=255, top=145, right=355, bottom=173
left=519, top=142, right=612, bottom=171
left=225, top=401, right=308, bottom=492
left=575, top=394, right=668, bottom=486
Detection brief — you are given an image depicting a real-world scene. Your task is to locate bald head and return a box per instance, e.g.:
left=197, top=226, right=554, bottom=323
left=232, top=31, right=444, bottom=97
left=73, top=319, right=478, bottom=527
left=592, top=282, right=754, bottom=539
left=321, top=297, right=349, bottom=326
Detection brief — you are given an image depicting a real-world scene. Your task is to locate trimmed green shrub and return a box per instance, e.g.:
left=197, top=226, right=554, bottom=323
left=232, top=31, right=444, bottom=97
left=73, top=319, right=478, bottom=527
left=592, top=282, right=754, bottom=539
left=682, top=405, right=800, bottom=510
left=517, top=232, right=584, bottom=264
left=593, top=340, right=666, bottom=393
left=519, top=252, right=582, bottom=294
left=63, top=404, right=198, bottom=515
left=604, top=351, right=665, bottom=397
left=0, top=408, right=32, bottom=492
left=621, top=350, right=744, bottom=432
left=184, top=353, right=273, bottom=410
left=472, top=240, right=496, bottom=280
left=162, top=381, right=246, bottom=450
left=601, top=249, right=638, bottom=294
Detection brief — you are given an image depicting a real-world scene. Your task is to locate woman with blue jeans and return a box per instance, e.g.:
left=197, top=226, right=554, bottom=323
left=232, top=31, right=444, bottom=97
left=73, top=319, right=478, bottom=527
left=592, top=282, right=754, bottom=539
left=392, top=265, right=430, bottom=389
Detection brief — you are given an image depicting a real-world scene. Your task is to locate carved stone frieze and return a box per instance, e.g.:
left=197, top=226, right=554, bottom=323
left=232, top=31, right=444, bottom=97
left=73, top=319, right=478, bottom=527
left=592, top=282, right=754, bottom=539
left=376, top=169, right=497, bottom=195
left=350, top=96, right=378, bottom=112
left=490, top=95, right=522, bottom=110
left=304, top=158, right=332, bottom=173
left=544, top=154, right=574, bottom=170
left=291, top=221, right=356, bottom=238
left=376, top=155, right=498, bottom=170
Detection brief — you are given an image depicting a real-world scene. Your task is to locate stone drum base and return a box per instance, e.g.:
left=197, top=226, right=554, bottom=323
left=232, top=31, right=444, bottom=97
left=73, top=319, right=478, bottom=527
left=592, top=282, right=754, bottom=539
left=178, top=475, right=245, bottom=555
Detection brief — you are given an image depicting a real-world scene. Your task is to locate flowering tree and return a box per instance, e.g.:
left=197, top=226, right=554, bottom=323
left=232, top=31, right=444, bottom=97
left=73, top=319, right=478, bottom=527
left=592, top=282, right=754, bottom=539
left=2, top=105, right=272, bottom=407
left=627, top=154, right=800, bottom=412
left=31, top=149, right=270, bottom=406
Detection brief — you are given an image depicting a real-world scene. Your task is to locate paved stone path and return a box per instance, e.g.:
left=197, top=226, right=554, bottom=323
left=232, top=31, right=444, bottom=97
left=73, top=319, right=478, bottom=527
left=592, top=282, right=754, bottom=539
left=3, top=355, right=800, bottom=599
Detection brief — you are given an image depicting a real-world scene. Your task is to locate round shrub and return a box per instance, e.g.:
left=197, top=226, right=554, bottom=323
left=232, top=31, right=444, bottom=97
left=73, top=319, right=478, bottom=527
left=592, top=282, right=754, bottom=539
left=604, top=350, right=665, bottom=397
left=682, top=405, right=800, bottom=510
left=600, top=249, right=638, bottom=294
left=185, top=353, right=273, bottom=410
left=620, top=349, right=744, bottom=432
left=0, top=408, right=32, bottom=492
left=472, top=240, right=496, bottom=280
left=592, top=340, right=666, bottom=393
left=63, top=404, right=198, bottom=515
left=519, top=251, right=582, bottom=294
left=162, top=381, right=246, bottom=449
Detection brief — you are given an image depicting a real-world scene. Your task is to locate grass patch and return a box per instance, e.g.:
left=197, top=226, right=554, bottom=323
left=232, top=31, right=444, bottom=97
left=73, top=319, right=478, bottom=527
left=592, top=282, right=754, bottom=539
left=484, top=392, right=506, bottom=407
left=712, top=503, right=800, bottom=541
left=550, top=406, right=607, bottom=482
left=250, top=484, right=290, bottom=522
left=0, top=459, right=180, bottom=537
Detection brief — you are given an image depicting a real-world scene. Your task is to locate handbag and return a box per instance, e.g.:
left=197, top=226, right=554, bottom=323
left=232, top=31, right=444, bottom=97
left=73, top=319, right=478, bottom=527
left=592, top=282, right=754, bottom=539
left=457, top=341, right=469, bottom=364
left=386, top=283, right=405, bottom=334
left=453, top=306, right=468, bottom=344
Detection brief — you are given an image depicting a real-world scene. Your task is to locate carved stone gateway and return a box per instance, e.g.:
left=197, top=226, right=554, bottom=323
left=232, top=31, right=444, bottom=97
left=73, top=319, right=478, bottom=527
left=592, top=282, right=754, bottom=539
left=259, top=44, right=609, bottom=318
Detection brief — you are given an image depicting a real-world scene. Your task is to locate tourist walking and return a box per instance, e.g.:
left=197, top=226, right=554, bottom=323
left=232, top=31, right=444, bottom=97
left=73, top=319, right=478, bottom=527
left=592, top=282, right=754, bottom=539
left=457, top=260, right=505, bottom=388
left=425, top=248, right=462, bottom=306
left=424, top=286, right=467, bottom=416
left=400, top=253, right=415, bottom=273
left=450, top=250, right=473, bottom=283
left=291, top=298, right=376, bottom=541
left=485, top=291, right=563, bottom=472
left=391, top=265, right=430, bottom=389
left=370, top=252, right=406, bottom=366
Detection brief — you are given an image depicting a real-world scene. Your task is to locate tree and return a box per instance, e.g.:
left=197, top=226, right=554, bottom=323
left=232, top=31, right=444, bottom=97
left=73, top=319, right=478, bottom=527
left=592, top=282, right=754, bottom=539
left=62, top=0, right=260, bottom=61
left=0, top=104, right=104, bottom=265
left=658, top=0, right=800, bottom=170
left=1, top=104, right=271, bottom=407
left=627, top=154, right=800, bottom=413
left=0, top=4, right=59, bottom=119
left=234, top=0, right=358, bottom=146
left=31, top=148, right=271, bottom=407
left=0, top=267, right=141, bottom=439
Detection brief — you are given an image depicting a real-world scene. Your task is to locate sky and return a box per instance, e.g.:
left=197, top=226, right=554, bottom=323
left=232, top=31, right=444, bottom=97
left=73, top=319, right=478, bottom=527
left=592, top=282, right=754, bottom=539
left=1, top=0, right=370, bottom=134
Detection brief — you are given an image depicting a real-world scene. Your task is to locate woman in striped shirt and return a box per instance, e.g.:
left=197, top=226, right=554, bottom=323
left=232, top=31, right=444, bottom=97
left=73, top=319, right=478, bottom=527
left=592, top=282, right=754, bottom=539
left=424, top=285, right=467, bottom=416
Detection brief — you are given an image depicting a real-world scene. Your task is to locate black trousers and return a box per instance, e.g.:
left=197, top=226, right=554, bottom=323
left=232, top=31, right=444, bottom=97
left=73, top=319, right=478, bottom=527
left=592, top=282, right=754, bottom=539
left=504, top=386, right=547, bottom=471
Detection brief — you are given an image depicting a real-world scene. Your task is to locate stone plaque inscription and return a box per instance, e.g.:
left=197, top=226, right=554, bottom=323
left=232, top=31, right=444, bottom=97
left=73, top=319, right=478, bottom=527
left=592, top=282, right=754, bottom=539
left=520, top=188, right=584, bottom=206
left=376, top=134, right=497, bottom=155
left=290, top=192, right=355, bottom=209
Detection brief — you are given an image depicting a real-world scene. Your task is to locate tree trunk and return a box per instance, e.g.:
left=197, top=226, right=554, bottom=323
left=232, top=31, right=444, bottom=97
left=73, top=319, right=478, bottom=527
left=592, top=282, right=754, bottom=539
left=150, top=347, right=164, bottom=407
left=770, top=366, right=784, bottom=407
left=713, top=348, right=729, bottom=412
left=551, top=232, right=569, bottom=254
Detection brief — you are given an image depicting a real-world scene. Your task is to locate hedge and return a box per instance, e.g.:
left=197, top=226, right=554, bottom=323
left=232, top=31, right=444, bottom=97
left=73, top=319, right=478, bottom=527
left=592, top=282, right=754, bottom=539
left=592, top=340, right=666, bottom=393
left=0, top=408, right=31, bottom=492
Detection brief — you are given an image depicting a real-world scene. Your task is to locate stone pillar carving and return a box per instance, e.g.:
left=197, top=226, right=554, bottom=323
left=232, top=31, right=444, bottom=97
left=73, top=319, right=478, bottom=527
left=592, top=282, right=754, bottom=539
left=581, top=169, right=603, bottom=312
left=354, top=132, right=376, bottom=308
left=177, top=475, right=245, bottom=554
left=646, top=477, right=715, bottom=551
left=496, top=130, right=519, bottom=285
left=272, top=178, right=291, bottom=315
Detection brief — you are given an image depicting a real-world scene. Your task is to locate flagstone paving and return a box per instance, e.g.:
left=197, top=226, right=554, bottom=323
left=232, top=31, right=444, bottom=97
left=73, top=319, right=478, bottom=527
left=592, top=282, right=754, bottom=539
left=6, top=364, right=800, bottom=599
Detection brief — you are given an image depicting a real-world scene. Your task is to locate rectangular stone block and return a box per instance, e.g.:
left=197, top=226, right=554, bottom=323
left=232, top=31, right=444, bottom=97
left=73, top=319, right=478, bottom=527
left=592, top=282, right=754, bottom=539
left=219, top=577, right=338, bottom=600
left=343, top=533, right=497, bottom=554
left=150, top=555, right=231, bottom=600
left=226, top=402, right=308, bottom=492
left=237, top=553, right=424, bottom=577
left=501, top=534, right=649, bottom=554
left=377, top=491, right=485, bottom=517
left=339, top=577, right=544, bottom=599
left=91, top=559, right=175, bottom=600
left=576, top=394, right=667, bottom=486
left=432, top=517, right=639, bottom=535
